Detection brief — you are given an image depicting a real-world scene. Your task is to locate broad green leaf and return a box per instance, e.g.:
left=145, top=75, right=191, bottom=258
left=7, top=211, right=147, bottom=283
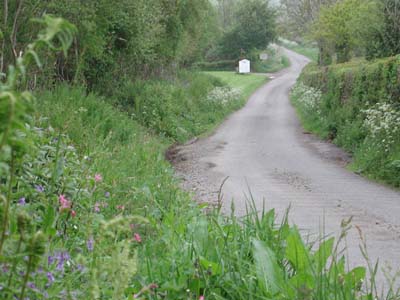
left=313, top=237, right=334, bottom=272
left=285, top=227, right=312, bottom=272
left=345, top=266, right=366, bottom=288
left=252, top=239, right=284, bottom=295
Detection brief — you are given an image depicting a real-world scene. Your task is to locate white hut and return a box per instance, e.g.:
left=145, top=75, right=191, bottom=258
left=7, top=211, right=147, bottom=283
left=238, top=59, right=250, bottom=74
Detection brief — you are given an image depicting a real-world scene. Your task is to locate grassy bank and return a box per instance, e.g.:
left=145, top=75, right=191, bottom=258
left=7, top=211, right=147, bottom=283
left=205, top=71, right=268, bottom=100
left=291, top=56, right=400, bottom=187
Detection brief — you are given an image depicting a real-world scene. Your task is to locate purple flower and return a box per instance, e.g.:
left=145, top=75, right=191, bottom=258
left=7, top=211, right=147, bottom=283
left=48, top=255, right=55, bottom=266
left=87, top=237, right=94, bottom=252
left=47, top=272, right=55, bottom=284
left=35, top=185, right=44, bottom=193
left=27, top=282, right=36, bottom=289
left=2, top=264, right=9, bottom=273
left=105, top=192, right=110, bottom=198
left=76, top=264, right=85, bottom=272
left=94, top=202, right=101, bottom=213
left=18, top=197, right=26, bottom=205
left=55, top=251, right=70, bottom=271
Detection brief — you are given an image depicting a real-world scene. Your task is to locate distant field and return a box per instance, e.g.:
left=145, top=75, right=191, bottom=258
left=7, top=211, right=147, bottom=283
left=205, top=71, right=268, bottom=100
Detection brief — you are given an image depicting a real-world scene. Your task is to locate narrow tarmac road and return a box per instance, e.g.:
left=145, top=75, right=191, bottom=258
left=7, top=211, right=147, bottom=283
left=173, top=49, right=400, bottom=288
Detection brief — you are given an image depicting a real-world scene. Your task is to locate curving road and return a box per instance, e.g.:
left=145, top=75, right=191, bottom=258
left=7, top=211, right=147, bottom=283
left=173, top=49, right=400, bottom=287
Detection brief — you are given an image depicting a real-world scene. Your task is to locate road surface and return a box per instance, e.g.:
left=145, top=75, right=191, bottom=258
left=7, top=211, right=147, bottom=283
left=172, top=49, right=400, bottom=288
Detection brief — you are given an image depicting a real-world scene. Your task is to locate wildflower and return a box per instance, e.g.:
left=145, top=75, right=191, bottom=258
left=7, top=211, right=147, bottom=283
left=199, top=296, right=205, bottom=300
left=2, top=264, right=9, bottom=273
left=94, top=174, right=102, bottom=182
left=55, top=251, right=70, bottom=271
left=94, top=202, right=101, bottom=213
left=76, top=264, right=85, bottom=272
left=116, top=205, right=125, bottom=211
left=105, top=191, right=110, bottom=198
left=27, top=282, right=36, bottom=289
left=18, top=197, right=26, bottom=205
left=48, top=255, right=55, bottom=266
left=70, top=210, right=77, bottom=217
left=134, top=233, right=142, bottom=243
left=59, top=195, right=71, bottom=212
left=35, top=185, right=44, bottom=193
left=47, top=272, right=55, bottom=284
left=87, top=236, right=94, bottom=252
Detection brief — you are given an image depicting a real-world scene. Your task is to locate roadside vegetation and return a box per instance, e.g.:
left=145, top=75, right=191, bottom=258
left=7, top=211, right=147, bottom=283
left=250, top=46, right=291, bottom=73
left=281, top=0, right=400, bottom=188
left=206, top=71, right=268, bottom=100
left=291, top=56, right=400, bottom=187
left=1, top=0, right=400, bottom=299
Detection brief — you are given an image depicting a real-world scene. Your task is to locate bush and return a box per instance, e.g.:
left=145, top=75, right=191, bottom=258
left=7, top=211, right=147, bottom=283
left=193, top=60, right=237, bottom=71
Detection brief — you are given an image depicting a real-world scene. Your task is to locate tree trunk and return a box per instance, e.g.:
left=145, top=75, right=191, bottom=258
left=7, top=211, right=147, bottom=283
left=10, top=0, right=24, bottom=61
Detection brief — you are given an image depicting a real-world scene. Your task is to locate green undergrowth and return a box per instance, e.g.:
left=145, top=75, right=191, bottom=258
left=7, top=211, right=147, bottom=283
left=292, top=55, right=400, bottom=187
left=250, top=46, right=291, bottom=73
left=113, top=71, right=252, bottom=143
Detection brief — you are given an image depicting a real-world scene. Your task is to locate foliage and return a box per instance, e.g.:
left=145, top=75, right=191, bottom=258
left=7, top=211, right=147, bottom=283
left=365, top=0, right=400, bottom=59
left=293, top=55, right=400, bottom=186
left=218, top=0, right=277, bottom=59
left=249, top=45, right=290, bottom=73
left=0, top=0, right=219, bottom=91
left=113, top=72, right=242, bottom=142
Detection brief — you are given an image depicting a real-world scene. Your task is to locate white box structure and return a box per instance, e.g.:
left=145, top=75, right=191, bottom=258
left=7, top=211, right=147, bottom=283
left=238, top=59, right=250, bottom=74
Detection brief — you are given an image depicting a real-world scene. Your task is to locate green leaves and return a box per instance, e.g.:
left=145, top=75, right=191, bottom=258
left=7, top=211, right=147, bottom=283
left=34, top=15, right=77, bottom=56
left=252, top=239, right=284, bottom=296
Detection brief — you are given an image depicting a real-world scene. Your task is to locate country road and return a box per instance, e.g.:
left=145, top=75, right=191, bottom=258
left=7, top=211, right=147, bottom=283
left=172, top=49, right=400, bottom=287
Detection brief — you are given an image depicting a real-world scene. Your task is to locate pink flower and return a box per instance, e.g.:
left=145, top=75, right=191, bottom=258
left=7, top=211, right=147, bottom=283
left=59, top=195, right=71, bottom=212
left=94, top=202, right=101, bottom=213
left=70, top=210, right=76, bottom=217
left=199, top=296, right=205, bottom=300
left=116, top=205, right=125, bottom=211
left=94, top=174, right=102, bottom=182
left=134, top=233, right=142, bottom=243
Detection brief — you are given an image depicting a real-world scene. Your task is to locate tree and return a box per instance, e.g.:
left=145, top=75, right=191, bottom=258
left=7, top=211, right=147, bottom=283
left=219, top=0, right=276, bottom=59
left=279, top=0, right=338, bottom=40
left=312, top=0, right=381, bottom=64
